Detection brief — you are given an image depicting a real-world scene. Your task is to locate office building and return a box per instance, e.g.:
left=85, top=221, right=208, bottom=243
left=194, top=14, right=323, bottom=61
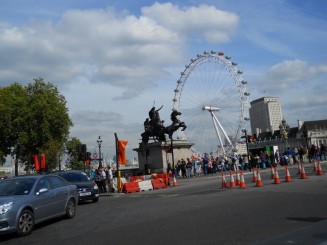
left=249, top=97, right=283, bottom=136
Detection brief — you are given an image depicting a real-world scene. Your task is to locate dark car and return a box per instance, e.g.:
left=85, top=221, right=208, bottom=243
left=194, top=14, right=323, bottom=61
left=53, top=170, right=99, bottom=203
left=0, top=175, right=78, bottom=236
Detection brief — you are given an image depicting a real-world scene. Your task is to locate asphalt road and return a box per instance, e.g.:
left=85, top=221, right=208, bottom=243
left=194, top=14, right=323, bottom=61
left=1, top=162, right=327, bottom=245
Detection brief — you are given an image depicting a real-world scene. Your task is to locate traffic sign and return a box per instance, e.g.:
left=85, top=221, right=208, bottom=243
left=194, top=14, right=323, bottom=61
left=92, top=153, right=98, bottom=159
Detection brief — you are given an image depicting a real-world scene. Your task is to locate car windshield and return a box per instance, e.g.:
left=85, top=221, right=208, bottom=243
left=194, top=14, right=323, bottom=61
left=59, top=172, right=90, bottom=183
left=0, top=178, right=36, bottom=196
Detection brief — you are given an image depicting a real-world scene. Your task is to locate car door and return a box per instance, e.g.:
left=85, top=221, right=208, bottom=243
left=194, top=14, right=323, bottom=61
left=33, top=176, right=58, bottom=221
left=48, top=176, right=69, bottom=214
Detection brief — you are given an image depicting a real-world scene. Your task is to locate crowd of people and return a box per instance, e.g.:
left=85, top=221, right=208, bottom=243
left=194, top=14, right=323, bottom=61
left=90, top=165, right=113, bottom=193
left=168, top=143, right=326, bottom=177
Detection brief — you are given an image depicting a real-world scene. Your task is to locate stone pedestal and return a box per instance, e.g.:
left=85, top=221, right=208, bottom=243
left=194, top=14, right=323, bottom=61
left=134, top=140, right=194, bottom=173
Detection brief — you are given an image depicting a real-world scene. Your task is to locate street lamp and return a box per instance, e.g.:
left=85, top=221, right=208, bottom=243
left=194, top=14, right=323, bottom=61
left=241, top=129, right=251, bottom=172
left=279, top=119, right=290, bottom=152
left=97, top=136, right=103, bottom=168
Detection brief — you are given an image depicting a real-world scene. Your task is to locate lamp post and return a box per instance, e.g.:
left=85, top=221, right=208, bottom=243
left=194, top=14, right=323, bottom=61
left=242, top=129, right=251, bottom=172
left=97, top=136, right=103, bottom=168
left=279, top=119, right=290, bottom=152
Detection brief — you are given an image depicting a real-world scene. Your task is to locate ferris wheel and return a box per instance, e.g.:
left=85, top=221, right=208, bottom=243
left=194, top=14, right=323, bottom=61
left=172, top=50, right=250, bottom=156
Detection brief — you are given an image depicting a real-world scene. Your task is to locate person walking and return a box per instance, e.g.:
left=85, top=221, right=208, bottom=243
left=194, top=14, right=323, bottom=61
left=186, top=158, right=192, bottom=178
left=202, top=153, right=209, bottom=176
left=181, top=159, right=187, bottom=178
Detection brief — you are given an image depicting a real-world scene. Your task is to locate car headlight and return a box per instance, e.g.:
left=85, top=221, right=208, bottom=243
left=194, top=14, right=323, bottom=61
left=0, top=202, right=13, bottom=215
left=93, top=184, right=98, bottom=190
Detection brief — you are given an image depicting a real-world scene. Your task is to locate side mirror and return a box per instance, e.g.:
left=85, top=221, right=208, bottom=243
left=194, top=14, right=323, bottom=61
left=36, top=188, right=49, bottom=195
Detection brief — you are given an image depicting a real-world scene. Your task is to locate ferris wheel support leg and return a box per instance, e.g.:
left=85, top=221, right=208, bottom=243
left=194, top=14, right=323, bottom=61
left=211, top=112, right=234, bottom=151
left=210, top=112, right=225, bottom=155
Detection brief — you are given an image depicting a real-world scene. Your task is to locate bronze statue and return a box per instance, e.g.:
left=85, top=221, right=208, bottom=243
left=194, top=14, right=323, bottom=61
left=141, top=106, right=186, bottom=145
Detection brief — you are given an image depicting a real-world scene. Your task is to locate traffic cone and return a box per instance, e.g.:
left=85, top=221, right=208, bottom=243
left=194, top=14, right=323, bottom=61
left=271, top=165, right=275, bottom=179
left=236, top=169, right=241, bottom=185
left=221, top=172, right=228, bottom=189
left=230, top=170, right=236, bottom=188
left=300, top=163, right=308, bottom=179
left=256, top=170, right=263, bottom=187
left=317, top=161, right=323, bottom=176
left=297, top=162, right=302, bottom=174
left=285, top=166, right=292, bottom=182
left=274, top=168, right=280, bottom=184
left=252, top=168, right=257, bottom=183
left=313, top=160, right=318, bottom=172
left=239, top=171, right=246, bottom=189
left=173, top=175, right=178, bottom=187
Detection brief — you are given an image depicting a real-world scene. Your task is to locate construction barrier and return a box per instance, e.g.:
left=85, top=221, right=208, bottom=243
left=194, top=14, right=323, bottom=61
left=151, top=178, right=167, bottom=189
left=153, top=173, right=170, bottom=187
left=138, top=180, right=153, bottom=191
left=111, top=177, right=127, bottom=192
left=130, top=176, right=145, bottom=182
left=122, top=182, right=140, bottom=193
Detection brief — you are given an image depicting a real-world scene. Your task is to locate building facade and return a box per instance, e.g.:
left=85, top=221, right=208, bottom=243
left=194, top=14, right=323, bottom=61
left=249, top=97, right=283, bottom=136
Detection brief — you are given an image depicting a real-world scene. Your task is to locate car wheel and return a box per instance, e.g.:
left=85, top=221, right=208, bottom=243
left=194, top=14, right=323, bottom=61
left=17, top=209, right=34, bottom=236
left=92, top=197, right=99, bottom=203
left=65, top=198, right=76, bottom=219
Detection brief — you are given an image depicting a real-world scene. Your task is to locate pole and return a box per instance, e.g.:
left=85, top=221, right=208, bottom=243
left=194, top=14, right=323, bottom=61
left=114, top=133, right=120, bottom=193
left=171, top=137, right=175, bottom=172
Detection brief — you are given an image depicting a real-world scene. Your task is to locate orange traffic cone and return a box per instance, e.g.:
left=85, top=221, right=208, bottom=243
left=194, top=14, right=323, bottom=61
left=230, top=170, right=236, bottom=188
left=300, top=163, right=308, bottom=179
left=271, top=165, right=275, bottom=179
left=285, top=166, right=292, bottom=182
left=252, top=168, right=257, bottom=183
left=274, top=168, right=280, bottom=184
left=297, top=162, right=302, bottom=174
left=221, top=172, right=228, bottom=189
left=239, top=171, right=246, bottom=189
left=236, top=169, right=241, bottom=185
left=313, top=160, right=318, bottom=172
left=173, top=176, right=178, bottom=187
left=256, top=170, right=263, bottom=187
left=317, top=161, right=323, bottom=176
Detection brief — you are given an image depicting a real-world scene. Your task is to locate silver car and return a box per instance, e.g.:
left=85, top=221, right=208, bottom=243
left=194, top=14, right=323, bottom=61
left=0, top=175, right=78, bottom=236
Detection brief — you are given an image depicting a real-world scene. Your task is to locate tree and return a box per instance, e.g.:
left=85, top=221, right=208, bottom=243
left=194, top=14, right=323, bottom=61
left=65, top=137, right=84, bottom=170
left=0, top=83, right=28, bottom=174
left=0, top=78, right=73, bottom=174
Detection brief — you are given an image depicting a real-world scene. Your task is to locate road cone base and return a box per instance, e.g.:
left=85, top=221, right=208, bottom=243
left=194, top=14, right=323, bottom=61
left=256, top=181, right=263, bottom=187
left=317, top=171, right=323, bottom=175
left=274, top=179, right=280, bottom=184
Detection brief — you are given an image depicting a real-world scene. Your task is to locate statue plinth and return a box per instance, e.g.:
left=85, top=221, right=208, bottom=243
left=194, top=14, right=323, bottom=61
left=133, top=140, right=194, bottom=173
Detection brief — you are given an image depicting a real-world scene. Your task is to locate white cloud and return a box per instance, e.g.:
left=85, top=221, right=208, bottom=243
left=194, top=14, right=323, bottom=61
left=141, top=3, right=239, bottom=43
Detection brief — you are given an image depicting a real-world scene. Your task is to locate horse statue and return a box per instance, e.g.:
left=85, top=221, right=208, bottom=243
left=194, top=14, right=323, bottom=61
left=141, top=107, right=186, bottom=145
left=165, top=109, right=187, bottom=139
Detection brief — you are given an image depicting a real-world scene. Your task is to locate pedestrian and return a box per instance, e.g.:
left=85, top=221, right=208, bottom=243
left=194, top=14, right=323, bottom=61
left=107, top=166, right=113, bottom=192
left=320, top=144, right=326, bottom=161
left=202, top=153, right=209, bottom=175
left=192, top=157, right=199, bottom=177
left=181, top=159, right=187, bottom=178
left=186, top=158, right=192, bottom=178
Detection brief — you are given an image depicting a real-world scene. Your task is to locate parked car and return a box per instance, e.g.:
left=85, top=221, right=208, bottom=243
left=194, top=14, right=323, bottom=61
left=0, top=175, right=78, bottom=236
left=53, top=170, right=99, bottom=203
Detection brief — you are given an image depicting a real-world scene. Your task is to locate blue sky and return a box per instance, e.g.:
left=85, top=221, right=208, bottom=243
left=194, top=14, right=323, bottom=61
left=1, top=0, right=326, bottom=162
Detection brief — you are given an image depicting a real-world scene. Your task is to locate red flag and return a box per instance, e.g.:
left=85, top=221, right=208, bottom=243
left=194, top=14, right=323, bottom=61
left=33, top=155, right=40, bottom=171
left=118, top=140, right=128, bottom=165
left=40, top=154, right=46, bottom=169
